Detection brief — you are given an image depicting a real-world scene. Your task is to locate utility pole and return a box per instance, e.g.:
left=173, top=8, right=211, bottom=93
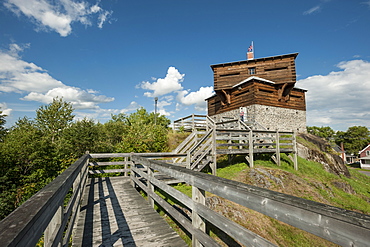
left=154, top=97, right=158, bottom=125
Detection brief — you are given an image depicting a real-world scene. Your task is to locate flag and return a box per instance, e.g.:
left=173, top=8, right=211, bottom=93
left=247, top=41, right=254, bottom=60
left=248, top=44, right=253, bottom=52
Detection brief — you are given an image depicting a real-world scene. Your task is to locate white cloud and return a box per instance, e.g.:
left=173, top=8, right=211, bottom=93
left=177, top=86, right=214, bottom=112
left=303, top=5, right=321, bottom=15
left=0, top=103, right=13, bottom=116
left=4, top=0, right=112, bottom=36
left=296, top=59, right=370, bottom=130
left=158, top=109, right=171, bottom=116
left=0, top=43, right=114, bottom=110
left=97, top=9, right=112, bottom=29
left=0, top=48, right=65, bottom=93
left=137, top=66, right=215, bottom=114
left=121, top=101, right=141, bottom=113
left=362, top=1, right=370, bottom=8
left=22, top=86, right=114, bottom=109
left=138, top=67, right=184, bottom=97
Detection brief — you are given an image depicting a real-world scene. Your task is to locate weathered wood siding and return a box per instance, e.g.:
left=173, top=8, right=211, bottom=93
left=211, top=53, right=298, bottom=91
left=207, top=79, right=306, bottom=116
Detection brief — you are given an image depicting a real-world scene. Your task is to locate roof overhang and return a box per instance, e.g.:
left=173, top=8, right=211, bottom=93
left=210, top=53, right=299, bottom=70
left=205, top=75, right=307, bottom=101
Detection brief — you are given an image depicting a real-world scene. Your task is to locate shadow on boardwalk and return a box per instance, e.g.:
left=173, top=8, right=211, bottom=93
left=72, top=177, right=187, bottom=247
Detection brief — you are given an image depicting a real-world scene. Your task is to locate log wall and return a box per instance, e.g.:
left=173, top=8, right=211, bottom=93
left=211, top=53, right=298, bottom=91
left=207, top=79, right=306, bottom=116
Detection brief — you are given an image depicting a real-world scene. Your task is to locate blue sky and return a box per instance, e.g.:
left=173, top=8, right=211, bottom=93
left=1, top=0, right=370, bottom=131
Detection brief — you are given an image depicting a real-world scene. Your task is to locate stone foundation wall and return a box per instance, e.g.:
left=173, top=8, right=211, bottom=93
left=211, top=104, right=307, bottom=133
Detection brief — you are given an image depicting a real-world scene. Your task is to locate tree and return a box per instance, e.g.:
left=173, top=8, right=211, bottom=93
left=35, top=97, right=74, bottom=143
left=60, top=118, right=104, bottom=158
left=0, top=98, right=75, bottom=219
left=110, top=108, right=171, bottom=153
left=0, top=109, right=7, bottom=142
left=0, top=117, right=53, bottom=218
left=101, top=113, right=127, bottom=150
left=307, top=126, right=335, bottom=141
left=335, top=126, right=370, bottom=154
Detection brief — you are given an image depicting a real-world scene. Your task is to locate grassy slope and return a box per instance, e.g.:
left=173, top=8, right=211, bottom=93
left=210, top=154, right=370, bottom=246
left=160, top=132, right=370, bottom=246
left=166, top=154, right=370, bottom=246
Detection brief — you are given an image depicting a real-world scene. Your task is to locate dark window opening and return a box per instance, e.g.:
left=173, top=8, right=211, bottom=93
left=259, top=89, right=273, bottom=93
left=248, top=67, right=256, bottom=75
left=219, top=72, right=240, bottom=77
left=235, top=90, right=250, bottom=97
left=291, top=95, right=302, bottom=99
left=265, top=67, right=288, bottom=72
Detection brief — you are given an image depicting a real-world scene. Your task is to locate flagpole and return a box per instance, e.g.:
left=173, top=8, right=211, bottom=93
left=252, top=41, right=254, bottom=58
left=247, top=41, right=254, bottom=60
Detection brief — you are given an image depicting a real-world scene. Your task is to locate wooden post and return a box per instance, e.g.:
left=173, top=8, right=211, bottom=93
left=293, top=132, right=298, bottom=170
left=192, top=186, right=206, bottom=247
left=192, top=114, right=195, bottom=131
left=228, top=132, right=232, bottom=150
left=276, top=130, right=281, bottom=166
left=44, top=205, right=62, bottom=247
left=147, top=167, right=155, bottom=208
left=186, top=151, right=191, bottom=169
left=211, top=127, right=217, bottom=176
left=130, top=153, right=135, bottom=188
left=124, top=157, right=129, bottom=177
left=246, top=130, right=254, bottom=168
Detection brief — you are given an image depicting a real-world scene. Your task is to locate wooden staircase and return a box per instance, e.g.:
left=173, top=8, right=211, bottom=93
left=172, top=115, right=298, bottom=174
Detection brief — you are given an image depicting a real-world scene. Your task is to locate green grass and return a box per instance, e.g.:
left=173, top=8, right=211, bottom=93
left=149, top=150, right=370, bottom=246
left=216, top=162, right=247, bottom=180
left=250, top=154, right=370, bottom=214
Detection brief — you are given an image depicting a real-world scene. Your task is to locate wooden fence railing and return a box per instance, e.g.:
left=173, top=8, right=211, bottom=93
left=1, top=152, right=370, bottom=246
left=0, top=154, right=90, bottom=247
left=173, top=114, right=208, bottom=132
left=215, top=129, right=297, bottom=169
left=130, top=154, right=370, bottom=247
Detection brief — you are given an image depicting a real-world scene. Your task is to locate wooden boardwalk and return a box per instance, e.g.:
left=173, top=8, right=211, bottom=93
left=72, top=176, right=187, bottom=247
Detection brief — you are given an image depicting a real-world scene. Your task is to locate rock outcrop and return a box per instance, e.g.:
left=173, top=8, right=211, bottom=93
left=297, top=133, right=350, bottom=178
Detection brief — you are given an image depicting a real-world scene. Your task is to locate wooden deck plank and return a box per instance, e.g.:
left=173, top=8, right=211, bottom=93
left=72, top=177, right=187, bottom=247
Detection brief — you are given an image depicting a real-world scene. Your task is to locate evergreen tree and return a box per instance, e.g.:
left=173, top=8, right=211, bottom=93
left=0, top=109, right=7, bottom=142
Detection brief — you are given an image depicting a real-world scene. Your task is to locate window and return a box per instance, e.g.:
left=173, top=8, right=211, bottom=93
left=219, top=72, right=240, bottom=77
left=366, top=150, right=370, bottom=156
left=265, top=66, right=288, bottom=72
left=248, top=67, right=256, bottom=75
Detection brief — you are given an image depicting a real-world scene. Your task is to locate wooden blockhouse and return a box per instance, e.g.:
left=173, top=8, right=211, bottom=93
left=206, top=53, right=307, bottom=132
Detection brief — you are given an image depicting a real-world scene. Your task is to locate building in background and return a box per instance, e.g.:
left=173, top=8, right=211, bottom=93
left=206, top=52, right=307, bottom=132
left=359, top=144, right=370, bottom=169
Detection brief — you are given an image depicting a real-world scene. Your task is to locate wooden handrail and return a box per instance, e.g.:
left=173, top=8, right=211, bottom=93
left=2, top=151, right=370, bottom=246
left=0, top=154, right=90, bottom=247
left=130, top=155, right=370, bottom=247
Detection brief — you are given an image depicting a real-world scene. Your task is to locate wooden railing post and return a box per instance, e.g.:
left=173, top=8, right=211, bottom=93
left=293, top=131, right=298, bottom=170
left=124, top=156, right=129, bottom=177
left=192, top=114, right=195, bottom=131
left=276, top=130, right=281, bottom=166
left=211, top=126, right=217, bottom=175
left=147, top=166, right=155, bottom=208
left=192, top=186, right=206, bottom=247
left=246, top=130, right=254, bottom=168
left=130, top=153, right=136, bottom=188
left=186, top=151, right=191, bottom=169
left=44, top=205, right=63, bottom=247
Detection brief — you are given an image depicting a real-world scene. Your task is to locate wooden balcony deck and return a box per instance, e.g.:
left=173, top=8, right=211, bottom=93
left=72, top=176, right=187, bottom=247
